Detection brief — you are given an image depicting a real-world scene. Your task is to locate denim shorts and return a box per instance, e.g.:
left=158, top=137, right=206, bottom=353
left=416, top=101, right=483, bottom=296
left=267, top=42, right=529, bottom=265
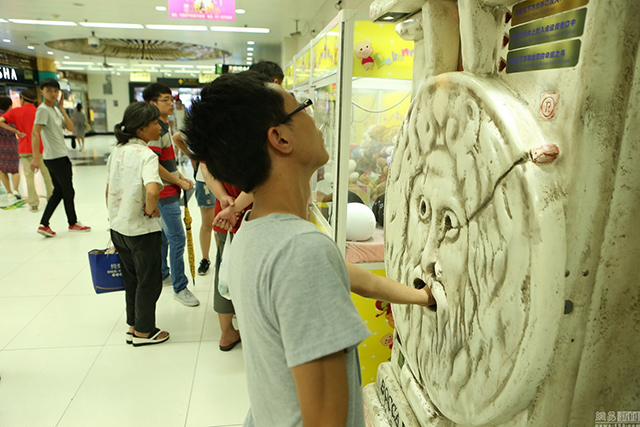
left=195, top=181, right=216, bottom=208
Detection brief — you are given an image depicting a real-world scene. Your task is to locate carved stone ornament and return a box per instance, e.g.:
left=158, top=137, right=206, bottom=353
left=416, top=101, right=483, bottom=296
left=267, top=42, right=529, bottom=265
left=385, top=72, right=566, bottom=425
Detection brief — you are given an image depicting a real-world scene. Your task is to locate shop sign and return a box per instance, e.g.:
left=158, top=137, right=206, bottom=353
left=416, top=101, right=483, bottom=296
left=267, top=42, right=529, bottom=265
left=509, top=8, right=587, bottom=50
left=0, top=66, right=18, bottom=82
left=512, top=0, right=588, bottom=26
left=352, top=20, right=414, bottom=80
left=168, top=0, right=235, bottom=21
left=506, top=39, right=581, bottom=73
left=130, top=72, right=151, bottom=82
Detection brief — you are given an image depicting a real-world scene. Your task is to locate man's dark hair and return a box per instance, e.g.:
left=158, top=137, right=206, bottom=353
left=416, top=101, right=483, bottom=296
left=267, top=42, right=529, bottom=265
left=142, top=82, right=172, bottom=103
left=184, top=71, right=288, bottom=192
left=249, top=61, right=284, bottom=83
left=40, top=78, right=60, bottom=90
left=0, top=96, right=12, bottom=112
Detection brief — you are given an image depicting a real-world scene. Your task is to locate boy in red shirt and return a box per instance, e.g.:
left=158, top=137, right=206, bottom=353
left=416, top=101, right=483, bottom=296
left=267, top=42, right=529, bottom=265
left=0, top=89, right=53, bottom=211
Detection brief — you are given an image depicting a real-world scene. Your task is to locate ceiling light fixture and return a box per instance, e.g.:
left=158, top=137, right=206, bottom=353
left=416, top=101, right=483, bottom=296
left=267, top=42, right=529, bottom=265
left=57, top=66, right=85, bottom=70
left=209, top=26, right=269, bottom=33
left=247, top=41, right=255, bottom=45
left=64, top=56, right=70, bottom=59
left=164, top=64, right=195, bottom=68
left=27, top=46, right=35, bottom=50
left=146, top=24, right=207, bottom=31
left=62, top=61, right=95, bottom=65
left=235, top=9, right=246, bottom=14
left=247, top=47, right=254, bottom=51
left=196, top=65, right=216, bottom=69
left=80, top=22, right=144, bottom=29
left=0, top=19, right=7, bottom=23
left=155, top=6, right=167, bottom=11
left=47, top=51, right=54, bottom=55
left=9, top=19, right=77, bottom=26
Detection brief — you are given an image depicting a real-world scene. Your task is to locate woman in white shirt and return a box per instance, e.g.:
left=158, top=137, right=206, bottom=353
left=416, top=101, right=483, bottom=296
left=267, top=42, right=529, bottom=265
left=106, top=102, right=169, bottom=347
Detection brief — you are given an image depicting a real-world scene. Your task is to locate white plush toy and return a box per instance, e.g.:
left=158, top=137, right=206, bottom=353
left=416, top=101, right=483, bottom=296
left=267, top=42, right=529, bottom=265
left=346, top=203, right=376, bottom=241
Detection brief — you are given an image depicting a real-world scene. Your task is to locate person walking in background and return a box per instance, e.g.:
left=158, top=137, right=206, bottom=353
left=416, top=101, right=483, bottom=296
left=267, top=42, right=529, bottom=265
left=0, top=96, right=21, bottom=204
left=71, top=103, right=86, bottom=151
left=0, top=88, right=53, bottom=212
left=142, top=83, right=199, bottom=307
left=31, top=78, right=91, bottom=236
left=107, top=102, right=169, bottom=347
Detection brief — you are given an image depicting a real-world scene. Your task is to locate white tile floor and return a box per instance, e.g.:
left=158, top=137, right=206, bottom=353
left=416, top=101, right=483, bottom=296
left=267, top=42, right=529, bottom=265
left=0, top=135, right=249, bottom=427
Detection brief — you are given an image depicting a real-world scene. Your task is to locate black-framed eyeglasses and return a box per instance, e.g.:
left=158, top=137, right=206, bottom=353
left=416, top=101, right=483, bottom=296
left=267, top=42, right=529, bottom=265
left=276, top=98, right=313, bottom=126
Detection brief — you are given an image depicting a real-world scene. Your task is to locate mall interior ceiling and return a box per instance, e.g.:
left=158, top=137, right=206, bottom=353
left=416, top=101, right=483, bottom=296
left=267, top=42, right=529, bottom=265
left=0, top=0, right=372, bottom=76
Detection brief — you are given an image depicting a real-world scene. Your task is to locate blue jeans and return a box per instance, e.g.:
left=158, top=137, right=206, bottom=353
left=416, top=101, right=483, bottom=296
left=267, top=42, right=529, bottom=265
left=158, top=200, right=188, bottom=293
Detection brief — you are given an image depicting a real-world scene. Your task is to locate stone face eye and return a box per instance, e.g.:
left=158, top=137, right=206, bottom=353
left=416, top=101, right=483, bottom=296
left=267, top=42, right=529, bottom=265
left=419, top=197, right=430, bottom=221
left=442, top=209, right=460, bottom=241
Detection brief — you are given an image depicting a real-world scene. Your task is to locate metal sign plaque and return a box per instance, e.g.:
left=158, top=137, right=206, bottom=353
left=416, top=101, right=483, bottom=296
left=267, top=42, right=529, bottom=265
left=512, top=0, right=588, bottom=26
left=506, top=39, right=581, bottom=73
left=510, top=8, right=587, bottom=50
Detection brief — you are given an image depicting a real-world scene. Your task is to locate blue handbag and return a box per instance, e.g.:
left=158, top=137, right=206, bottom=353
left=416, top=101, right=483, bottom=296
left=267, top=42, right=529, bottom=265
left=88, top=249, right=125, bottom=294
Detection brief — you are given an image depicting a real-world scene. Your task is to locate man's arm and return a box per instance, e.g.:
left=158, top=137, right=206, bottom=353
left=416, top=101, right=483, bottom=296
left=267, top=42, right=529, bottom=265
left=346, top=262, right=435, bottom=307
left=0, top=117, right=25, bottom=138
left=31, top=124, right=44, bottom=171
left=201, top=163, right=235, bottom=208
left=58, top=93, right=74, bottom=133
left=291, top=351, right=349, bottom=427
left=158, top=164, right=193, bottom=191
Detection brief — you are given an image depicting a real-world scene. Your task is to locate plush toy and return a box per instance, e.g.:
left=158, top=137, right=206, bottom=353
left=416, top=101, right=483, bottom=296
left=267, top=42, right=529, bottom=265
left=354, top=40, right=374, bottom=71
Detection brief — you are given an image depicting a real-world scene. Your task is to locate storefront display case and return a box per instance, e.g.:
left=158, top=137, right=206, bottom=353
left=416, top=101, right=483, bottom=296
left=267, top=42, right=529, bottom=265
left=288, top=11, right=414, bottom=267
left=286, top=10, right=414, bottom=386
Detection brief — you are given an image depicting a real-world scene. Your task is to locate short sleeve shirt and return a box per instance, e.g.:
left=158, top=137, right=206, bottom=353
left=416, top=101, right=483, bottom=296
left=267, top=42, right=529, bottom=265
left=34, top=104, right=67, bottom=160
left=106, top=138, right=163, bottom=236
left=2, top=104, right=43, bottom=154
left=147, top=119, right=180, bottom=205
left=228, top=213, right=371, bottom=427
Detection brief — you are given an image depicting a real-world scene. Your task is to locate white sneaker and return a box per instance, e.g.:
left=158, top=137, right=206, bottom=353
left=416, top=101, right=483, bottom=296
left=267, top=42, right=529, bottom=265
left=174, top=288, right=200, bottom=307
left=6, top=194, right=16, bottom=204
left=12, top=191, right=21, bottom=200
left=162, top=276, right=172, bottom=286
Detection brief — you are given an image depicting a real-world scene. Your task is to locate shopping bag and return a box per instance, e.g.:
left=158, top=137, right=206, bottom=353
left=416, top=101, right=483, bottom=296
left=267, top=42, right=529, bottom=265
left=218, top=235, right=233, bottom=300
left=88, top=249, right=125, bottom=294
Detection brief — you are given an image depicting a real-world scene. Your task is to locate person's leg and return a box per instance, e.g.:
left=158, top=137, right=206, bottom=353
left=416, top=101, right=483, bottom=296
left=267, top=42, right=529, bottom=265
left=10, top=172, right=20, bottom=196
left=0, top=171, right=10, bottom=195
left=160, top=229, right=170, bottom=281
left=40, top=159, right=64, bottom=227
left=20, top=154, right=38, bottom=207
left=157, top=200, right=188, bottom=293
left=199, top=206, right=215, bottom=260
left=57, top=157, right=78, bottom=226
left=39, top=160, right=54, bottom=200
left=110, top=229, right=137, bottom=331
left=129, top=231, right=164, bottom=335
left=213, top=232, right=239, bottom=347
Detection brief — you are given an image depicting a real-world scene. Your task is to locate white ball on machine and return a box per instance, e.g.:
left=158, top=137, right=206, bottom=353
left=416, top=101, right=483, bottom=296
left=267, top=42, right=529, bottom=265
left=346, top=203, right=376, bottom=241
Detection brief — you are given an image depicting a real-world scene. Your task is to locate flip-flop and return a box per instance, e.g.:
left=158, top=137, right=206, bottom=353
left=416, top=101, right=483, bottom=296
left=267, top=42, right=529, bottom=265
left=132, top=328, right=170, bottom=347
left=219, top=337, right=241, bottom=352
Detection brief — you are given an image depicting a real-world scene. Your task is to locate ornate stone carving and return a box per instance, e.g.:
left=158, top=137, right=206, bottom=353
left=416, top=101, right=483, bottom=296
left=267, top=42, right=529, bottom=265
left=385, top=72, right=566, bottom=425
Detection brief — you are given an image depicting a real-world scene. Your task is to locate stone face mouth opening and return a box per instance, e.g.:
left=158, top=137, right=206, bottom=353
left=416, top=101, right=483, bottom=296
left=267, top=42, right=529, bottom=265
left=413, top=278, right=437, bottom=312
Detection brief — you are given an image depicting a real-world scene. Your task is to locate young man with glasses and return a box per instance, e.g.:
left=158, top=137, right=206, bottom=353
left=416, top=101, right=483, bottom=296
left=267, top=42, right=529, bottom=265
left=185, top=72, right=433, bottom=426
left=142, top=83, right=199, bottom=307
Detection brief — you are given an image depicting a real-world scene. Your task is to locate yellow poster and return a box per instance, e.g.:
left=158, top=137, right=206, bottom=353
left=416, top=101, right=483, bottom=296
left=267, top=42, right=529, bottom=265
left=295, top=49, right=311, bottom=84
left=283, top=64, right=294, bottom=89
left=313, top=25, right=340, bottom=77
left=353, top=21, right=414, bottom=80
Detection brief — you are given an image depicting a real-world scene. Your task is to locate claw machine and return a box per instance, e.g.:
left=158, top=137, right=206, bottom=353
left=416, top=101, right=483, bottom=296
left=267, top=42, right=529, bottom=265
left=287, top=11, right=414, bottom=386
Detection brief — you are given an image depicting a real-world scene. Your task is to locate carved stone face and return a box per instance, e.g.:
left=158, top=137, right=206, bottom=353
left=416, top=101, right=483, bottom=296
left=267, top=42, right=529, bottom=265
left=385, top=75, right=564, bottom=425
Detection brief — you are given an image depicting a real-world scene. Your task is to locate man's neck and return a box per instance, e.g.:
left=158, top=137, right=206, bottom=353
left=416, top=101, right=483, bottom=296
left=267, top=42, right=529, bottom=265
left=249, top=164, right=312, bottom=221
left=159, top=115, right=169, bottom=123
left=44, top=99, right=56, bottom=108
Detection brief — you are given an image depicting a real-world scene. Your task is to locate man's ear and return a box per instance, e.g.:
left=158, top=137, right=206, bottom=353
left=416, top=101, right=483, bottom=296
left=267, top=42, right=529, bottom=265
left=266, top=126, right=293, bottom=155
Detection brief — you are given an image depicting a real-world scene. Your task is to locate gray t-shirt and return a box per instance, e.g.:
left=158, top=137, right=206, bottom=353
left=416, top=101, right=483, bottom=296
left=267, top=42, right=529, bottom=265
left=228, top=213, right=371, bottom=427
left=34, top=104, right=68, bottom=160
